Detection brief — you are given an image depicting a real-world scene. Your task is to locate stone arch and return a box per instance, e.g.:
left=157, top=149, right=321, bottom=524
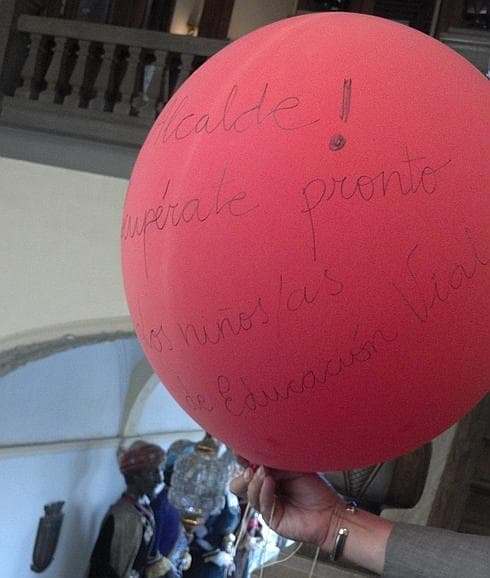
left=120, top=357, right=157, bottom=438
left=0, top=316, right=134, bottom=377
left=119, top=359, right=203, bottom=443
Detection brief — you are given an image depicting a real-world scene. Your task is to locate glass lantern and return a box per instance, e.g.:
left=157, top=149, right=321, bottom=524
left=168, top=433, right=230, bottom=536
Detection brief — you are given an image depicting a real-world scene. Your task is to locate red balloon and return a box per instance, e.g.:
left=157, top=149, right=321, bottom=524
left=121, top=13, right=490, bottom=471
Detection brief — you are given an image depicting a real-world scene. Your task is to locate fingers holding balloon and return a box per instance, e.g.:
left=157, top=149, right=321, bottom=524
left=248, top=467, right=280, bottom=529
left=230, top=465, right=253, bottom=500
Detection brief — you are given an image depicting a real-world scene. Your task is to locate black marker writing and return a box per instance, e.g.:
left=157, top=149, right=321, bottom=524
left=152, top=83, right=320, bottom=145
left=393, top=227, right=489, bottom=323
left=121, top=165, right=258, bottom=278
left=147, top=322, right=174, bottom=353
left=301, top=148, right=452, bottom=261
left=179, top=376, right=214, bottom=412
left=133, top=299, right=175, bottom=354
left=217, top=326, right=398, bottom=417
left=340, top=78, right=352, bottom=123
left=279, top=268, right=344, bottom=313
left=177, top=297, right=269, bottom=347
left=330, top=78, right=352, bottom=151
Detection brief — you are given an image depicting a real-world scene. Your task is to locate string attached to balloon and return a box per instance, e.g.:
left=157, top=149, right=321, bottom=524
left=230, top=485, right=307, bottom=577
left=256, top=496, right=318, bottom=577
left=231, top=501, right=252, bottom=558
left=307, top=546, right=321, bottom=578
left=258, top=493, right=314, bottom=577
left=257, top=497, right=276, bottom=578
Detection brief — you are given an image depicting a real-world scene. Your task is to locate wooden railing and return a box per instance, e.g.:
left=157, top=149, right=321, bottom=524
left=0, top=15, right=227, bottom=147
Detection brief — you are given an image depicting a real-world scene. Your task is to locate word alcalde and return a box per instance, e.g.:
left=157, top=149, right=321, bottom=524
left=152, top=83, right=319, bottom=144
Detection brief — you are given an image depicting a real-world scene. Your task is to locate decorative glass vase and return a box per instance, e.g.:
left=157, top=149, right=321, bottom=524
left=169, top=434, right=230, bottom=534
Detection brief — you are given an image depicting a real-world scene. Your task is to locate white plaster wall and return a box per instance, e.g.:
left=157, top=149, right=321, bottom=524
left=0, top=150, right=206, bottom=576
left=129, top=373, right=201, bottom=436
left=0, top=337, right=202, bottom=578
left=0, top=157, right=130, bottom=342
left=1, top=445, right=125, bottom=578
left=0, top=339, right=143, bottom=445
left=228, top=0, right=298, bottom=40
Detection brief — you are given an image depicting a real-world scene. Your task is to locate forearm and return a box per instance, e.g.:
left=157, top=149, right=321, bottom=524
left=383, top=523, right=490, bottom=578
left=322, top=510, right=490, bottom=578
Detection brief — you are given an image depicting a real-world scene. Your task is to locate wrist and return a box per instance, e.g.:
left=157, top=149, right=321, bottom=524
left=322, top=499, right=357, bottom=557
left=322, top=502, right=395, bottom=574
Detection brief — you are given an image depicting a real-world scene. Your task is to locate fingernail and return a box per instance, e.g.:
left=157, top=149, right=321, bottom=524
left=244, top=468, right=252, bottom=482
left=257, top=465, right=265, bottom=479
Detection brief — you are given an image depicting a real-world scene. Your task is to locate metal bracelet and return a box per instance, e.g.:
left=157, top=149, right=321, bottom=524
left=329, top=500, right=357, bottom=562
left=330, top=527, right=349, bottom=561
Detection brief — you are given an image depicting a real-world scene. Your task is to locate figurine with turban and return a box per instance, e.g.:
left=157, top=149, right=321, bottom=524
left=88, top=440, right=167, bottom=578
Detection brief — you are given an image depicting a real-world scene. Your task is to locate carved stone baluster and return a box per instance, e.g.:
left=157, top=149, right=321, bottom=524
left=38, top=35, right=66, bottom=103
left=157, top=62, right=171, bottom=113
left=63, top=39, right=90, bottom=107
left=16, top=32, right=43, bottom=99
left=79, top=41, right=105, bottom=108
left=88, top=42, right=118, bottom=112
left=172, top=52, right=195, bottom=95
left=112, top=45, right=140, bottom=116
left=137, top=49, right=168, bottom=121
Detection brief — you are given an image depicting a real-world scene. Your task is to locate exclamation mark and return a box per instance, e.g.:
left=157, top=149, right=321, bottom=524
left=340, top=78, right=352, bottom=123
left=329, top=78, right=352, bottom=151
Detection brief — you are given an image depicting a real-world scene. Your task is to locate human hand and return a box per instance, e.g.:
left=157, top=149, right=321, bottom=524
left=230, top=463, right=344, bottom=550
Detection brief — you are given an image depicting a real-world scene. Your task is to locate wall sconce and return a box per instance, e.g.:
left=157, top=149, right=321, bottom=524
left=31, top=501, right=65, bottom=573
